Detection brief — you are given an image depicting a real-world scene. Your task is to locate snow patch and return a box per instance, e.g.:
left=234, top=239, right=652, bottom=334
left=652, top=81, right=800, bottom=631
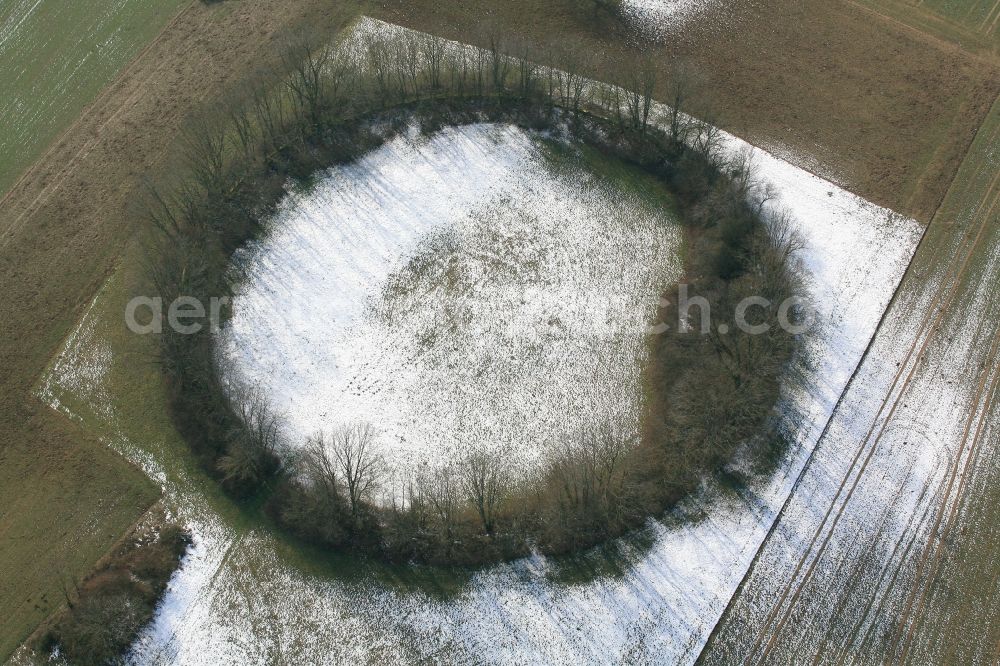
left=218, top=123, right=681, bottom=489
left=620, top=0, right=722, bottom=39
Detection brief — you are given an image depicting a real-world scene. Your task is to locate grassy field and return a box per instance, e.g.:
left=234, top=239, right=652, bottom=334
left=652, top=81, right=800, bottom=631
left=0, top=0, right=997, bottom=661
left=851, top=0, right=1000, bottom=54
left=0, top=0, right=191, bottom=651
left=0, top=415, right=160, bottom=660
left=0, top=1, right=363, bottom=660
left=700, top=93, right=1000, bottom=664
left=0, top=0, right=190, bottom=197
left=921, top=0, right=1000, bottom=28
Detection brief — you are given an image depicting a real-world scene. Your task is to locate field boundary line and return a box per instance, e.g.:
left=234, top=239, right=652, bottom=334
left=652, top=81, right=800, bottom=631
left=808, top=475, right=914, bottom=662
left=901, top=346, right=1000, bottom=660
left=692, top=190, right=934, bottom=666
left=697, top=91, right=1000, bottom=665
left=893, top=254, right=1000, bottom=663
left=753, top=160, right=1000, bottom=665
left=751, top=100, right=1000, bottom=663
left=842, top=0, right=999, bottom=63
left=15, top=496, right=167, bottom=653
left=841, top=483, right=941, bottom=662
left=0, top=0, right=197, bottom=223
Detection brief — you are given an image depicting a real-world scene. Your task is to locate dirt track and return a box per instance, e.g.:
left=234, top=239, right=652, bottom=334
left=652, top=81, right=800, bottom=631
left=0, top=0, right=360, bottom=656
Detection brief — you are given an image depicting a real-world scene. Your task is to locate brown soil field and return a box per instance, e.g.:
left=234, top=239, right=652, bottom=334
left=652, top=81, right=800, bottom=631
left=0, top=0, right=361, bottom=657
left=0, top=0, right=996, bottom=659
left=851, top=0, right=1000, bottom=57
left=379, top=0, right=999, bottom=223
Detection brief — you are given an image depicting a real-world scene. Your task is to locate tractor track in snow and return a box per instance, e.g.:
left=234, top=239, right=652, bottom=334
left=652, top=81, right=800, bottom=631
left=728, top=105, right=1000, bottom=665
left=892, top=323, right=1000, bottom=662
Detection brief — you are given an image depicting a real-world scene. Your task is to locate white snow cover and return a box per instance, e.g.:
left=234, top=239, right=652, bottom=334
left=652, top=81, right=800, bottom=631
left=35, top=18, right=923, bottom=666
left=218, top=124, right=681, bottom=490
left=700, top=241, right=1000, bottom=662
left=619, top=0, right=722, bottom=39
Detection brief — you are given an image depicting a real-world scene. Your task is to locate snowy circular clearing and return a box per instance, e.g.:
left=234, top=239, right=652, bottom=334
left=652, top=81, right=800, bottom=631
left=219, top=124, right=681, bottom=495
left=620, top=0, right=720, bottom=39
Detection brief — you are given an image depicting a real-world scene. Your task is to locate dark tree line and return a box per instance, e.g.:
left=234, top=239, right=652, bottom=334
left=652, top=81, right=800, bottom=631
left=40, top=518, right=191, bottom=664
left=143, top=24, right=803, bottom=566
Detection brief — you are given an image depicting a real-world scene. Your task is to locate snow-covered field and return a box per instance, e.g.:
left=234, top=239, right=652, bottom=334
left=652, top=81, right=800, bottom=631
left=218, top=124, right=681, bottom=489
left=702, top=239, right=1000, bottom=664
left=35, top=18, right=924, bottom=666
left=619, top=0, right=722, bottom=40
left=701, top=108, right=1000, bottom=663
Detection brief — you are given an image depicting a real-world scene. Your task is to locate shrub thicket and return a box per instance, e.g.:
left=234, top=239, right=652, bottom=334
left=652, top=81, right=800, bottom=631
left=41, top=522, right=191, bottom=665
left=144, top=26, right=803, bottom=566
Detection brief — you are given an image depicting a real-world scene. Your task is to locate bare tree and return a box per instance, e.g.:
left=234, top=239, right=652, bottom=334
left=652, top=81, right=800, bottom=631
left=250, top=73, right=288, bottom=150
left=487, top=32, right=511, bottom=95
left=283, top=39, right=333, bottom=133
left=300, top=431, right=341, bottom=508
left=551, top=43, right=592, bottom=114
left=394, top=32, right=421, bottom=99
left=623, top=57, right=657, bottom=132
left=181, top=114, right=227, bottom=196
left=423, top=33, right=447, bottom=91
left=508, top=36, right=539, bottom=98
left=596, top=82, right=626, bottom=129
left=331, top=423, right=383, bottom=517
left=472, top=44, right=489, bottom=97
left=550, top=422, right=632, bottom=517
left=459, top=448, right=509, bottom=535
left=447, top=47, right=470, bottom=96
left=691, top=113, right=723, bottom=161
left=226, top=93, right=257, bottom=165
left=140, top=179, right=181, bottom=239
left=667, top=66, right=690, bottom=143
left=754, top=211, right=806, bottom=307
left=364, top=34, right=393, bottom=104
left=218, top=384, right=282, bottom=489
left=423, top=464, right=462, bottom=543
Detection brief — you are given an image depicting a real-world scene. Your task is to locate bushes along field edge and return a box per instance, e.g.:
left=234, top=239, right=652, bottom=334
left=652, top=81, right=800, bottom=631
left=143, top=26, right=804, bottom=566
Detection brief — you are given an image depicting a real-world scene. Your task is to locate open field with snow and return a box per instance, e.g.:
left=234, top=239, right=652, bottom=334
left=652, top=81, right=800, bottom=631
left=701, top=93, right=1000, bottom=666
left=220, top=124, right=682, bottom=488
left=20, top=19, right=925, bottom=664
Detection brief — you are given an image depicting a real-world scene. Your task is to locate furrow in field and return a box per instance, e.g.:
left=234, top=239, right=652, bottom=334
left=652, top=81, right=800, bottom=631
left=846, top=0, right=1000, bottom=58
left=700, top=95, right=1000, bottom=664
left=0, top=0, right=197, bottom=248
left=0, top=0, right=192, bottom=199
left=893, top=331, right=1000, bottom=662
left=748, top=155, right=1000, bottom=666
